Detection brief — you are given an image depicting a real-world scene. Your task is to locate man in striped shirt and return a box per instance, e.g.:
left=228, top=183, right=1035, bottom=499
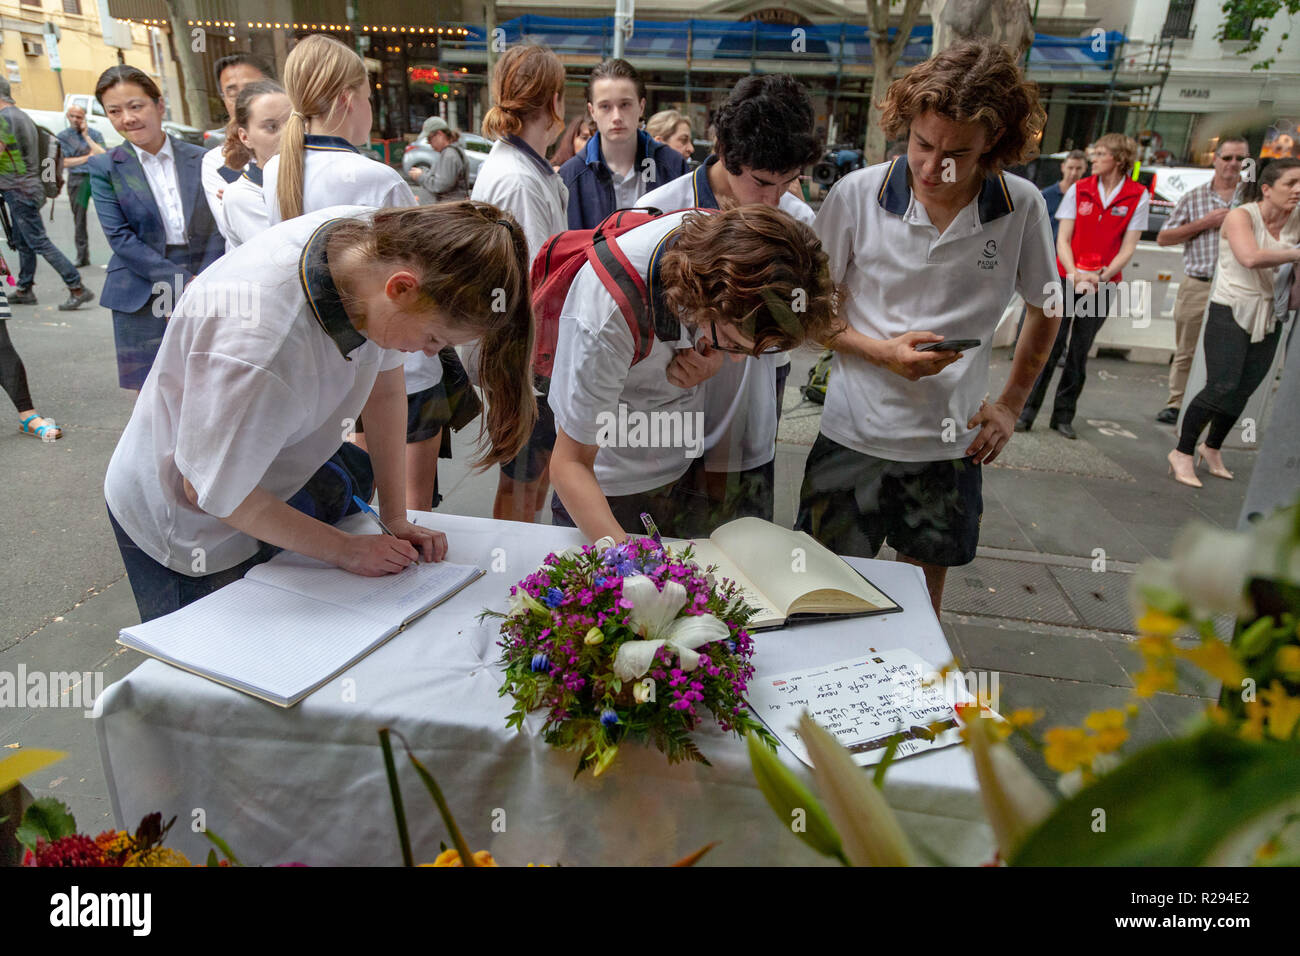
left=1154, top=138, right=1248, bottom=424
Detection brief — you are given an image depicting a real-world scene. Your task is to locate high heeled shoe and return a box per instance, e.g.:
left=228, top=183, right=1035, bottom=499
left=1167, top=450, right=1203, bottom=488
left=1196, top=443, right=1234, bottom=480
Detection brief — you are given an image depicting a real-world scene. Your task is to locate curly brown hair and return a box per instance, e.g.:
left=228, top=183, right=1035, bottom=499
left=660, top=206, right=838, bottom=352
left=879, top=39, right=1045, bottom=172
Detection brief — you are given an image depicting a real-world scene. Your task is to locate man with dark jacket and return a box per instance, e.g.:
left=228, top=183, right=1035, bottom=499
left=558, top=59, right=686, bottom=229
left=0, top=78, right=93, bottom=309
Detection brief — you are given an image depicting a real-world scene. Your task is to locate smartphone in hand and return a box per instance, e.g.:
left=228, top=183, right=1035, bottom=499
left=914, top=339, right=981, bottom=353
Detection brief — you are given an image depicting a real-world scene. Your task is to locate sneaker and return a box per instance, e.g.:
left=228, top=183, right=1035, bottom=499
left=58, top=287, right=95, bottom=311
left=1155, top=406, right=1179, bottom=425
left=9, top=287, right=36, bottom=304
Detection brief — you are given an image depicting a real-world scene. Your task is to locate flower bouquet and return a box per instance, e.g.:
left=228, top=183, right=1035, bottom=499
left=489, top=536, right=773, bottom=775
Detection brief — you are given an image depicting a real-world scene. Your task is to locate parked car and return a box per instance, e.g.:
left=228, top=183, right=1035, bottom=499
left=401, top=131, right=491, bottom=186
left=204, top=127, right=227, bottom=149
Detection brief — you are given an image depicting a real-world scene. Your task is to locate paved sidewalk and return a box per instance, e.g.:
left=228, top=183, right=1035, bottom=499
left=0, top=207, right=1270, bottom=827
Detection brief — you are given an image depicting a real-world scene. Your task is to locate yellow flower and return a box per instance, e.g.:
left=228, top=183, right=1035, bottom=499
left=1137, top=608, right=1184, bottom=638
left=1084, top=709, right=1129, bottom=753
left=1177, top=638, right=1245, bottom=687
left=1134, top=665, right=1177, bottom=698
left=1240, top=702, right=1267, bottom=742
left=1006, top=708, right=1043, bottom=730
left=423, top=849, right=499, bottom=867
left=124, top=847, right=192, bottom=867
left=1261, top=681, right=1300, bottom=741
left=1275, top=646, right=1300, bottom=679
left=1205, top=704, right=1230, bottom=726
left=1043, top=727, right=1096, bottom=774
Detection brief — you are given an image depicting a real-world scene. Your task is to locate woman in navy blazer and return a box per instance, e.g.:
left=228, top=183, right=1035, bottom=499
left=87, top=66, right=223, bottom=390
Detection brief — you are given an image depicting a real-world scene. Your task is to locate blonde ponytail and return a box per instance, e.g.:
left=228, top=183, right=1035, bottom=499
left=278, top=33, right=368, bottom=221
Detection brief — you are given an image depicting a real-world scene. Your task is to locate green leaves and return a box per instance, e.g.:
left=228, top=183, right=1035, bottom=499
left=16, top=796, right=76, bottom=853
left=1012, top=728, right=1300, bottom=866
left=746, top=730, right=847, bottom=864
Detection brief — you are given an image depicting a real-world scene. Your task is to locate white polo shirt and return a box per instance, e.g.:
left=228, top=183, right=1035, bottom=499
left=218, top=163, right=268, bottom=250
left=104, top=205, right=405, bottom=576
left=471, top=135, right=569, bottom=263
left=262, top=134, right=438, bottom=396
left=548, top=210, right=704, bottom=496
left=814, top=158, right=1059, bottom=461
left=640, top=159, right=815, bottom=472
left=201, top=145, right=230, bottom=224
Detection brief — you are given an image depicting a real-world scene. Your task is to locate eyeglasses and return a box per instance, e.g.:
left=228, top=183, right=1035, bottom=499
left=1218, top=155, right=1248, bottom=162
left=709, top=320, right=784, bottom=356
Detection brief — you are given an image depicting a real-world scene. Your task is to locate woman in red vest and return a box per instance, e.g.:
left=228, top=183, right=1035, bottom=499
left=1016, top=132, right=1148, bottom=438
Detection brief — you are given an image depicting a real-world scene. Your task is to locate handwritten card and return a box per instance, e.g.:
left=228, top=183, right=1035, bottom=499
left=749, top=649, right=972, bottom=767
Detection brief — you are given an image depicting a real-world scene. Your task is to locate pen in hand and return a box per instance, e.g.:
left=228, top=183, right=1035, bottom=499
left=351, top=495, right=421, bottom=565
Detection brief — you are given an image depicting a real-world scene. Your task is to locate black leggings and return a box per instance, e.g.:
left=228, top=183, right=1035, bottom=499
left=1177, top=302, right=1281, bottom=454
left=0, top=319, right=34, bottom=413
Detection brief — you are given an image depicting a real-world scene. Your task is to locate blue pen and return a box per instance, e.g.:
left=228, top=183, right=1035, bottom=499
left=352, top=495, right=420, bottom=564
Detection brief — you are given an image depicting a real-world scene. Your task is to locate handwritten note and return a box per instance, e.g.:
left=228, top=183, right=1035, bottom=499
left=749, top=649, right=971, bottom=767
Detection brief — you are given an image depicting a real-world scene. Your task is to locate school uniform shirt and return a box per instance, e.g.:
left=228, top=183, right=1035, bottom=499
left=218, top=162, right=268, bottom=250
left=104, top=205, right=405, bottom=575
left=470, top=135, right=569, bottom=263
left=639, top=158, right=815, bottom=473
left=813, top=158, right=1059, bottom=462
left=262, top=134, right=437, bottom=395
left=201, top=145, right=236, bottom=223
left=466, top=135, right=570, bottom=387
left=548, top=210, right=704, bottom=496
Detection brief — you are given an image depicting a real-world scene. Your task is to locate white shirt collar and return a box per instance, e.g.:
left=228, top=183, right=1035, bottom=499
left=131, top=135, right=174, bottom=167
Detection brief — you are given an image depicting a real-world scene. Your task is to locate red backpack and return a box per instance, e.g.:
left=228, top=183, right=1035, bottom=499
left=529, top=207, right=712, bottom=377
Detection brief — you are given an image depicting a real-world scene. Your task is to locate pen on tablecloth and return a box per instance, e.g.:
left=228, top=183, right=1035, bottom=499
left=640, top=512, right=664, bottom=550
left=352, top=495, right=421, bottom=564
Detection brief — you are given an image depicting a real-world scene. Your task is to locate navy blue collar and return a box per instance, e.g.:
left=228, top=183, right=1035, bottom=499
left=877, top=156, right=1015, bottom=224
left=691, top=155, right=721, bottom=209
left=583, top=129, right=651, bottom=181
left=298, top=218, right=366, bottom=360
left=241, top=160, right=263, bottom=187
left=217, top=164, right=242, bottom=184
left=504, top=134, right=555, bottom=177
left=304, top=134, right=360, bottom=154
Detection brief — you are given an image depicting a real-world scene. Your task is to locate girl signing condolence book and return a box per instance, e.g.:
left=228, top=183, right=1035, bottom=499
left=103, top=202, right=536, bottom=623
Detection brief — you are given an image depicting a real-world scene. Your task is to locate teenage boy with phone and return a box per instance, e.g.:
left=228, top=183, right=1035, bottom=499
left=797, top=40, right=1062, bottom=614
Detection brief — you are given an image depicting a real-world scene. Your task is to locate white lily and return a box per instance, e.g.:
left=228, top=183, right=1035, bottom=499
left=612, top=575, right=729, bottom=681
left=964, top=715, right=1055, bottom=858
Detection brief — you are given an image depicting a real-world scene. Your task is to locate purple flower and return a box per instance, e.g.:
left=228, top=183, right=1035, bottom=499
left=600, top=708, right=620, bottom=728
left=543, top=587, right=564, bottom=608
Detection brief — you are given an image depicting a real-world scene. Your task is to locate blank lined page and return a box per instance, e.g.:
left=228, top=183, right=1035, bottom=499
left=118, top=579, right=392, bottom=706
left=246, top=553, right=484, bottom=626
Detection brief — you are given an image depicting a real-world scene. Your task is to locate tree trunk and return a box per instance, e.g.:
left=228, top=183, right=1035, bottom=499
left=863, top=0, right=926, bottom=164
left=164, top=0, right=211, bottom=130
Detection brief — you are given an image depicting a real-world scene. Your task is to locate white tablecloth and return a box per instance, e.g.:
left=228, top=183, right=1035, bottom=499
left=96, top=513, right=993, bottom=866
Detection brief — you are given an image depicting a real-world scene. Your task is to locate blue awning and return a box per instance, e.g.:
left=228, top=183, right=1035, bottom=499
left=458, top=16, right=1127, bottom=72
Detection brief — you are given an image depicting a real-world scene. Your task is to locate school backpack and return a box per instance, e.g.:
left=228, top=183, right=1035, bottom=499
left=34, top=124, right=63, bottom=203
left=529, top=206, right=713, bottom=378
left=802, top=348, right=834, bottom=404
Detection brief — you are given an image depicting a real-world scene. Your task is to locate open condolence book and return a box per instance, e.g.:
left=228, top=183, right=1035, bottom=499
left=117, top=552, right=485, bottom=707
left=676, top=518, right=900, bottom=630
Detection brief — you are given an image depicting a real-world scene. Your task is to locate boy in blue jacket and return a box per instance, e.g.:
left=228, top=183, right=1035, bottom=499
left=559, top=59, right=686, bottom=229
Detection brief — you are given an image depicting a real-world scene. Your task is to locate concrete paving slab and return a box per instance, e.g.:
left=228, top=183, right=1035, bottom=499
left=946, top=620, right=1135, bottom=686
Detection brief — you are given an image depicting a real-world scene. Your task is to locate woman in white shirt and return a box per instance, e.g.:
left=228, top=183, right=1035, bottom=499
left=1169, top=158, right=1300, bottom=486
left=264, top=32, right=462, bottom=514
left=104, top=202, right=537, bottom=622
left=548, top=205, right=836, bottom=544
left=218, top=80, right=291, bottom=250
left=470, top=43, right=569, bottom=524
